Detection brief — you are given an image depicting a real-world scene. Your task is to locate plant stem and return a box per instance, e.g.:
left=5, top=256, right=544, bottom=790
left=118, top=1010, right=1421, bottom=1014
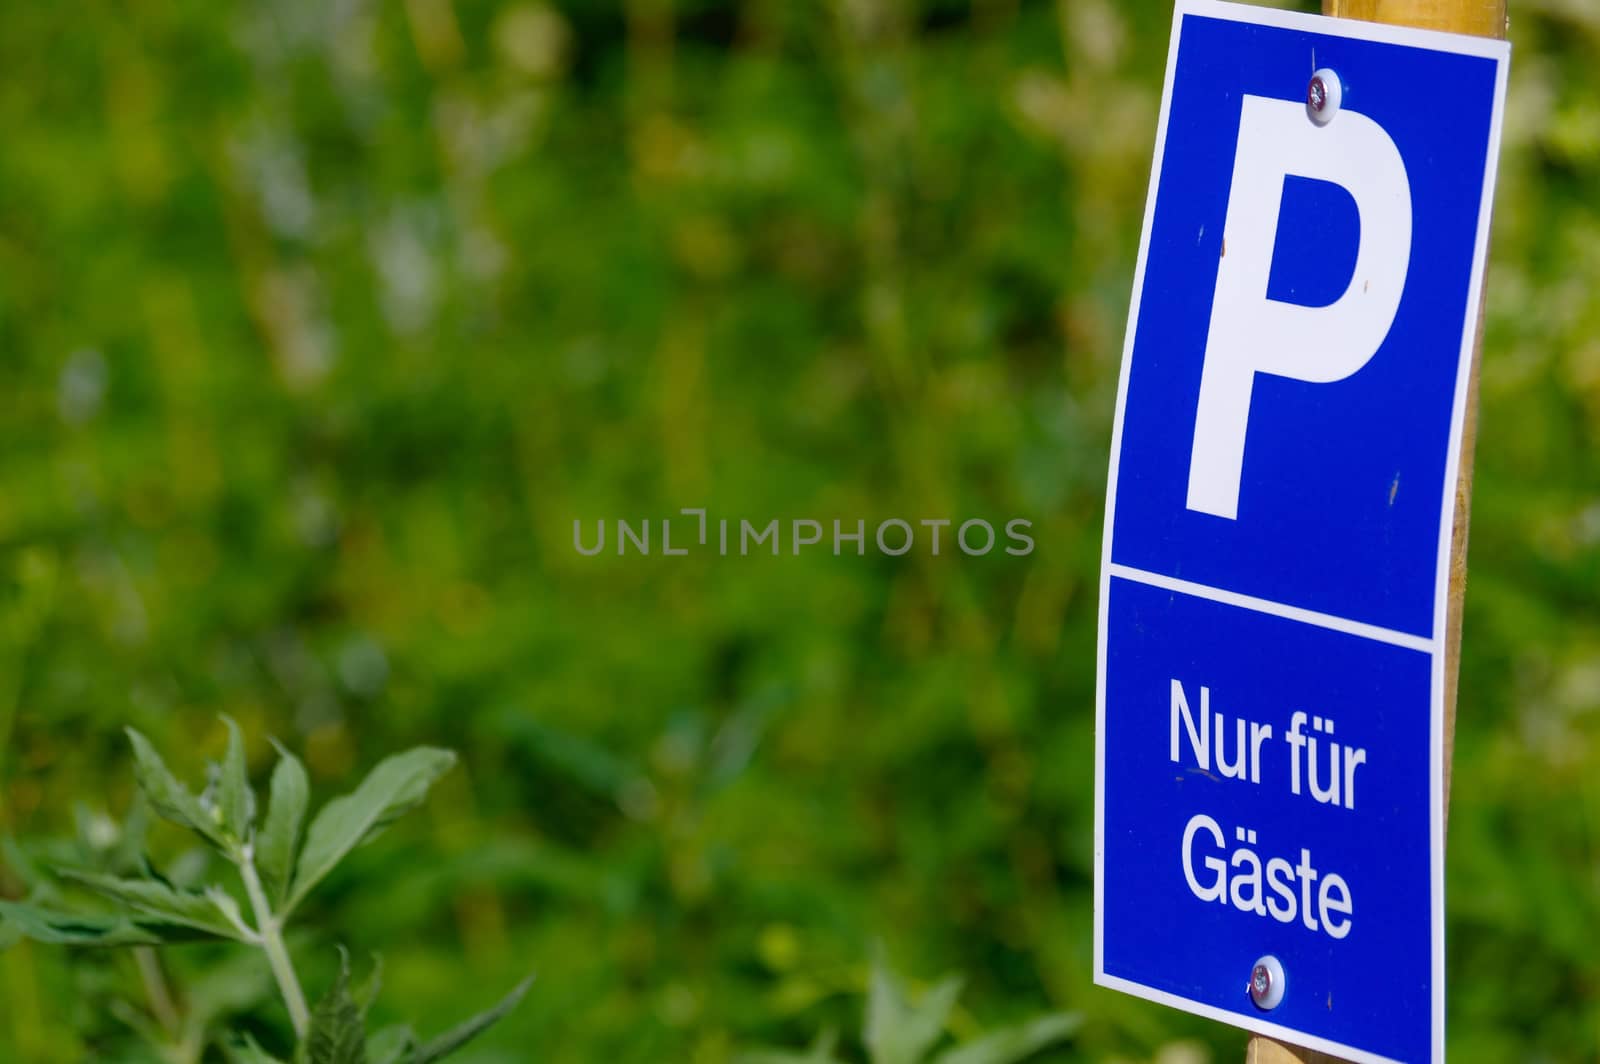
left=132, top=946, right=181, bottom=1038
left=240, top=846, right=310, bottom=1039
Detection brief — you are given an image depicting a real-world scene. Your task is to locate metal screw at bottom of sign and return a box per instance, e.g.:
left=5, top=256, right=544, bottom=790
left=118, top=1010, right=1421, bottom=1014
left=1249, top=955, right=1286, bottom=1010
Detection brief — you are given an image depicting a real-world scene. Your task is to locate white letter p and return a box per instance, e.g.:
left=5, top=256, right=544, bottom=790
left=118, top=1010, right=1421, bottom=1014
left=1186, top=95, right=1411, bottom=520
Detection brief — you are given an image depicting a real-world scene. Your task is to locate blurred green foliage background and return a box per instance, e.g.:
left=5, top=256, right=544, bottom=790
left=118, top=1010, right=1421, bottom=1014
left=0, top=0, right=1595, bottom=1060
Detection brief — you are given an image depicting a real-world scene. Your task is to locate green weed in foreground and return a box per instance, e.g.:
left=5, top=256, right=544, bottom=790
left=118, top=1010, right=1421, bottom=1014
left=740, top=957, right=1081, bottom=1064
left=0, top=722, right=529, bottom=1064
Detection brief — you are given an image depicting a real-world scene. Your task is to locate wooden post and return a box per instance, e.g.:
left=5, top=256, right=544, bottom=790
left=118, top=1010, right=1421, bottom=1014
left=1246, top=1, right=1506, bottom=1061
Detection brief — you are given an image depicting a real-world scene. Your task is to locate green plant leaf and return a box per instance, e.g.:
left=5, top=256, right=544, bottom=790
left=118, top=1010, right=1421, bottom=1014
left=300, top=951, right=367, bottom=1064
left=354, top=953, right=384, bottom=1015
left=930, top=1014, right=1083, bottom=1064
left=258, top=741, right=310, bottom=906
left=283, top=748, right=456, bottom=916
left=408, top=974, right=533, bottom=1063
left=366, top=1025, right=418, bottom=1064
left=126, top=728, right=229, bottom=851
left=865, top=958, right=962, bottom=1064
left=0, top=898, right=214, bottom=947
left=206, top=884, right=254, bottom=937
left=58, top=870, right=248, bottom=941
left=219, top=715, right=255, bottom=842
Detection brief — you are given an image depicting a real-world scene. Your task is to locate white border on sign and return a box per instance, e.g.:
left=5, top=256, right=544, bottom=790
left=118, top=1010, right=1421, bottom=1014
left=1091, top=3, right=1510, bottom=1064
left=1108, top=563, right=1437, bottom=654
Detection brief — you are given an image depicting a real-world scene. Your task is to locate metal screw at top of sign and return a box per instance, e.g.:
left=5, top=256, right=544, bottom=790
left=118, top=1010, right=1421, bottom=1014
left=1249, top=955, right=1286, bottom=1010
left=1307, top=67, right=1343, bottom=125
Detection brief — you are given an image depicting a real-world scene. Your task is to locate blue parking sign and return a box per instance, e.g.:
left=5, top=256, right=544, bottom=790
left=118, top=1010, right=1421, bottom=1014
left=1094, top=4, right=1508, bottom=1063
